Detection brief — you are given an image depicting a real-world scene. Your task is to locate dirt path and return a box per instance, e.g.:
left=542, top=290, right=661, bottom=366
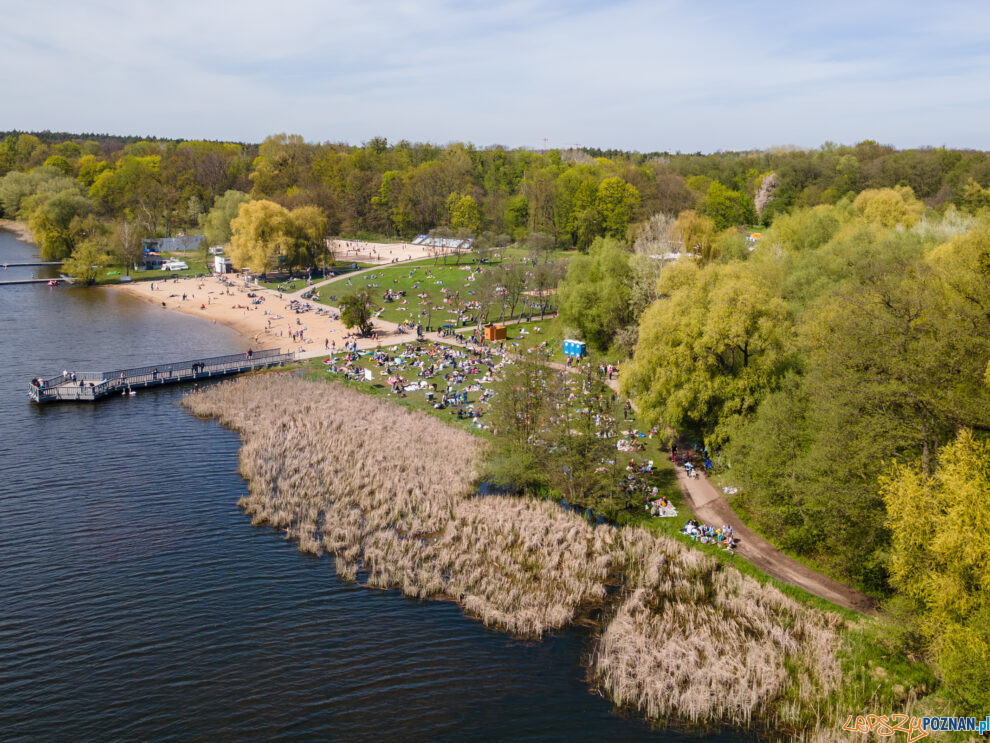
left=333, top=327, right=874, bottom=614
left=145, top=275, right=876, bottom=616
left=675, top=467, right=876, bottom=614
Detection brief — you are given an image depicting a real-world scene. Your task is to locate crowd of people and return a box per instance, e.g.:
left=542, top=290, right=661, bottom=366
left=681, top=520, right=738, bottom=554
left=316, top=333, right=739, bottom=554
left=323, top=341, right=502, bottom=429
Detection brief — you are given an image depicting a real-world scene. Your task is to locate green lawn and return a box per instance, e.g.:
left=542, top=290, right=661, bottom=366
left=93, top=253, right=210, bottom=284
left=315, top=258, right=506, bottom=326
left=499, top=317, right=624, bottom=366
left=300, top=341, right=497, bottom=435
left=255, top=262, right=375, bottom=291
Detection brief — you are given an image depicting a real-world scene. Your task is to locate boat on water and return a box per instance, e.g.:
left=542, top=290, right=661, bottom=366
left=47, top=280, right=59, bottom=287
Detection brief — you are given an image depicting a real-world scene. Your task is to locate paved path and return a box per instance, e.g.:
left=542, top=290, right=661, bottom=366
left=675, top=467, right=876, bottom=614
left=283, top=256, right=427, bottom=299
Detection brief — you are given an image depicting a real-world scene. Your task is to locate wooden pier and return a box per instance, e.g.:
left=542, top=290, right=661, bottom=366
left=29, top=348, right=295, bottom=403
left=0, top=277, right=68, bottom=285
left=2, top=261, right=63, bottom=268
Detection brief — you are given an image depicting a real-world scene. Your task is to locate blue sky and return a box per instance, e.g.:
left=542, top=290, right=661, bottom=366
left=2, top=0, right=989, bottom=151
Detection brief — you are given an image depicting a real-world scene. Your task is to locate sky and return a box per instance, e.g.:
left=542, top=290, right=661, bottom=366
left=2, top=0, right=989, bottom=152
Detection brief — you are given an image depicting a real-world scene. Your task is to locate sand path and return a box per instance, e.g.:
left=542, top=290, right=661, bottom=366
left=113, top=279, right=874, bottom=613
left=674, top=468, right=876, bottom=614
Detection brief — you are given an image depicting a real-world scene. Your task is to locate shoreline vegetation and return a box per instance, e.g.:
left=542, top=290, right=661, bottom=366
left=0, top=219, right=34, bottom=242
left=7, top=127, right=984, bottom=727
left=183, top=374, right=939, bottom=740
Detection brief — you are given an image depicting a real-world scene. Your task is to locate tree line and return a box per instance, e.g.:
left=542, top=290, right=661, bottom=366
left=4, top=130, right=990, bottom=269
left=3, top=127, right=989, bottom=705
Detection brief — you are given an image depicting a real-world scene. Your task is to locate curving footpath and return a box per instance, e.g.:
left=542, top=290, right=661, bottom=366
left=283, top=256, right=427, bottom=299
left=266, top=286, right=878, bottom=615
left=675, top=467, right=876, bottom=614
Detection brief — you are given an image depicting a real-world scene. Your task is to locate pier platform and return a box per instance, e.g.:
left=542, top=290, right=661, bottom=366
left=30, top=348, right=294, bottom=403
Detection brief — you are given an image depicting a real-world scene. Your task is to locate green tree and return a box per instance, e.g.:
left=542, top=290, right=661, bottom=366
left=42, top=155, right=73, bottom=176
left=504, top=193, right=529, bottom=239
left=762, top=204, right=844, bottom=253
left=557, top=236, right=633, bottom=350
left=486, top=358, right=553, bottom=493
left=28, top=189, right=94, bottom=260
left=852, top=186, right=923, bottom=228
left=621, top=260, right=791, bottom=446
left=595, top=176, right=640, bottom=237
left=200, top=190, right=250, bottom=246
left=698, top=181, right=754, bottom=231
left=112, top=219, right=144, bottom=276
left=447, top=192, right=482, bottom=235
left=541, top=364, right=627, bottom=512
left=62, top=234, right=111, bottom=285
left=76, top=154, right=107, bottom=188
left=0, top=167, right=80, bottom=219
left=339, top=289, right=374, bottom=335
left=88, top=155, right=165, bottom=233
left=249, top=133, right=310, bottom=197
left=486, top=358, right=629, bottom=514
left=729, top=224, right=990, bottom=589
left=881, top=430, right=990, bottom=711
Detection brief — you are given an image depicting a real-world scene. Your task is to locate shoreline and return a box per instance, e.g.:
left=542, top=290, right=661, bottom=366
left=183, top=373, right=875, bottom=740
left=109, top=274, right=410, bottom=357
left=0, top=219, right=35, bottom=243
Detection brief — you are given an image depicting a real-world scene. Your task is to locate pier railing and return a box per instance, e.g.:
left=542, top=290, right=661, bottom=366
left=30, top=348, right=294, bottom=403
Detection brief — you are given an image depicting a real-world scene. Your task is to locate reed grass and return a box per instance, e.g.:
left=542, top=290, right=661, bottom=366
left=183, top=375, right=616, bottom=637
left=184, top=374, right=927, bottom=738
left=595, top=528, right=842, bottom=730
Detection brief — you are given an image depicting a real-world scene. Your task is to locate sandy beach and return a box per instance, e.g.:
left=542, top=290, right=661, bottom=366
left=0, top=219, right=35, bottom=243
left=113, top=274, right=412, bottom=359
left=330, top=239, right=463, bottom=264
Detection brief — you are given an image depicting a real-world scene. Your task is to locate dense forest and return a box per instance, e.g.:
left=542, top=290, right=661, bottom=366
left=3, top=129, right=990, bottom=706
left=4, top=129, right=990, bottom=262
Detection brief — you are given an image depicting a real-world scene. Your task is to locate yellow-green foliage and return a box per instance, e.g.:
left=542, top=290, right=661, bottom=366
left=184, top=374, right=850, bottom=732
left=228, top=199, right=328, bottom=272
left=881, top=429, right=990, bottom=710
left=852, top=186, right=923, bottom=228
left=762, top=204, right=846, bottom=253
left=62, top=238, right=110, bottom=285
left=620, top=260, right=790, bottom=446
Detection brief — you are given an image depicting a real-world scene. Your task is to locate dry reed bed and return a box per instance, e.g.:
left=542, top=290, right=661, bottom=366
left=184, top=374, right=845, bottom=731
left=183, top=374, right=617, bottom=637
left=597, top=528, right=842, bottom=729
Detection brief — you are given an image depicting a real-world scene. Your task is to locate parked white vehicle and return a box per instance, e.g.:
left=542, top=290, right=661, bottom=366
left=162, top=260, right=189, bottom=271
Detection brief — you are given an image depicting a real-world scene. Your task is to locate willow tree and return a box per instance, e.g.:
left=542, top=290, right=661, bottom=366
left=228, top=199, right=291, bottom=273
left=228, top=200, right=327, bottom=273
left=620, top=260, right=791, bottom=445
left=882, top=430, right=990, bottom=712
left=557, top=236, right=633, bottom=351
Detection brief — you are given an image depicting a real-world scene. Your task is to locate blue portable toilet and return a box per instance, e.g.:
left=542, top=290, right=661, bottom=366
left=563, top=339, right=587, bottom=358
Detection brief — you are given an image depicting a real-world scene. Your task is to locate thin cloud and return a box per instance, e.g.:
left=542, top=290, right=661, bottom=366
left=0, top=0, right=987, bottom=150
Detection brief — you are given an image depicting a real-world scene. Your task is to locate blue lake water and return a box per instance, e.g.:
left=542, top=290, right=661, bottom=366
left=0, top=229, right=748, bottom=742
